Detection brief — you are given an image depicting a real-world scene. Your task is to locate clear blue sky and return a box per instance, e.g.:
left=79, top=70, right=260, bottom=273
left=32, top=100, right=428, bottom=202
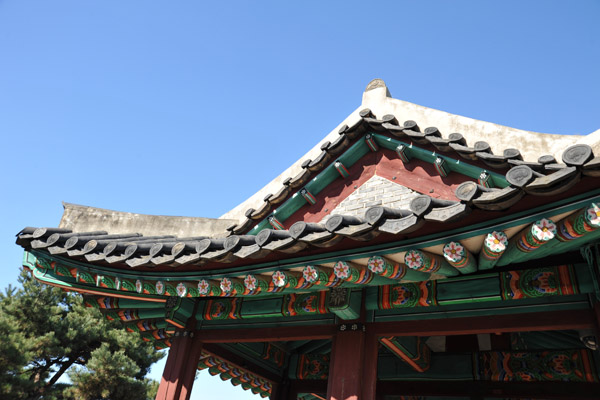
left=1, top=1, right=598, bottom=398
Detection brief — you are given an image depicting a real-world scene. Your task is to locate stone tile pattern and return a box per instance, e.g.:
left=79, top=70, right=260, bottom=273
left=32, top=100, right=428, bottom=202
left=323, top=175, right=419, bottom=221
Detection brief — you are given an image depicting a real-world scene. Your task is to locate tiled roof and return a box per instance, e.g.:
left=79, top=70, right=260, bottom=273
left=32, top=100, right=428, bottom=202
left=15, top=90, right=600, bottom=270
left=225, top=109, right=599, bottom=235
left=16, top=144, right=598, bottom=269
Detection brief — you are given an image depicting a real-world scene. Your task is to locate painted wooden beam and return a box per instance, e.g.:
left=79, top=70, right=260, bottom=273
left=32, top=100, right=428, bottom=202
left=196, top=279, right=223, bottom=297
left=242, top=273, right=271, bottom=295
left=202, top=343, right=282, bottom=384
left=165, top=298, right=196, bottom=329
left=404, top=249, right=459, bottom=277
left=332, top=260, right=374, bottom=285
left=124, top=319, right=167, bottom=333
left=516, top=203, right=600, bottom=264
left=327, top=288, right=361, bottom=320
left=478, top=230, right=509, bottom=270
left=370, top=309, right=595, bottom=337
left=271, top=270, right=313, bottom=291
left=442, top=241, right=477, bottom=274
left=195, top=324, right=336, bottom=343
left=288, top=353, right=330, bottom=381
left=140, top=328, right=171, bottom=342
left=199, top=354, right=272, bottom=397
left=104, top=307, right=165, bottom=322
left=497, top=218, right=557, bottom=266
left=366, top=255, right=430, bottom=281
left=376, top=380, right=600, bottom=399
left=301, top=265, right=340, bottom=288
left=380, top=336, right=431, bottom=373
left=218, top=277, right=245, bottom=296
left=556, top=203, right=600, bottom=241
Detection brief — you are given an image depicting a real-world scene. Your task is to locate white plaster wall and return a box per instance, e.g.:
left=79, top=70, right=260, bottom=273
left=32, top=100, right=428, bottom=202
left=322, top=175, right=418, bottom=221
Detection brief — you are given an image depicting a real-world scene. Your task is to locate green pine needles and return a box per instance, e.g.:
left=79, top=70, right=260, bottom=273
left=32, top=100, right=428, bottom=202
left=0, top=269, right=163, bottom=400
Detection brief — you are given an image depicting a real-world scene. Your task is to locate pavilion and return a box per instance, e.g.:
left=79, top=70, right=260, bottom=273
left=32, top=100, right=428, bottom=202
left=16, top=79, right=600, bottom=399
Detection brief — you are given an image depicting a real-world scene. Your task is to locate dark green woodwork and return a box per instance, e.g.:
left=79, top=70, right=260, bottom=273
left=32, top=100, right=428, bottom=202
left=21, top=199, right=600, bottom=307
left=371, top=133, right=508, bottom=187
left=511, top=330, right=586, bottom=351
left=288, top=353, right=330, bottom=380
left=248, top=137, right=371, bottom=234
left=25, top=246, right=600, bottom=328
left=247, top=131, right=509, bottom=235
left=378, top=349, right=599, bottom=382
left=327, top=288, right=361, bottom=320
left=475, top=350, right=598, bottom=382
left=287, top=345, right=598, bottom=383
left=165, top=297, right=196, bottom=328
left=380, top=336, right=431, bottom=372
left=497, top=218, right=558, bottom=267
left=104, top=307, right=165, bottom=322
left=198, top=355, right=272, bottom=397
left=378, top=352, right=473, bottom=381
left=221, top=342, right=287, bottom=374
left=368, top=264, right=591, bottom=312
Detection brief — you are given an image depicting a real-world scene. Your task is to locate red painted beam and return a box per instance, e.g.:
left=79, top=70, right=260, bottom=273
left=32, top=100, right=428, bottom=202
left=196, top=324, right=336, bottom=343
left=370, top=309, right=595, bottom=337
left=377, top=380, right=600, bottom=399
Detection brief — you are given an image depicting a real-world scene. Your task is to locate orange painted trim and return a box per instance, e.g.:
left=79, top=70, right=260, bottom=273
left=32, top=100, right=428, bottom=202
left=380, top=285, right=391, bottom=310
left=166, top=319, right=186, bottom=329
left=558, top=265, right=577, bottom=295
left=579, top=349, right=597, bottom=383
left=380, top=337, right=426, bottom=373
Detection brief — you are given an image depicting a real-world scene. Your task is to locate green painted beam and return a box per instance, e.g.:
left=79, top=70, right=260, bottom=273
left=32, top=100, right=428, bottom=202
left=371, top=133, right=509, bottom=187
left=496, top=218, right=558, bottom=267
left=248, top=138, right=370, bottom=235
left=248, top=131, right=509, bottom=236
left=436, top=276, right=501, bottom=305
left=378, top=352, right=473, bottom=380
left=373, top=295, right=590, bottom=322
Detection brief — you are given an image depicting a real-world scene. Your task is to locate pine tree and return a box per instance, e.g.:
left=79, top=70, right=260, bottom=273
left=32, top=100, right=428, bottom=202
left=0, top=269, right=163, bottom=400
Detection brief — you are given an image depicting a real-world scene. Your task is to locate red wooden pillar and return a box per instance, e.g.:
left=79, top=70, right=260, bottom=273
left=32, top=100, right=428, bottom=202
left=361, top=331, right=379, bottom=400
left=155, top=329, right=204, bottom=400
left=271, top=380, right=292, bottom=400
left=326, top=324, right=377, bottom=400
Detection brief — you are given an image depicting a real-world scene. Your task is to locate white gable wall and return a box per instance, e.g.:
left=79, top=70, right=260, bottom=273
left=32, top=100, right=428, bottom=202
left=322, top=175, right=419, bottom=221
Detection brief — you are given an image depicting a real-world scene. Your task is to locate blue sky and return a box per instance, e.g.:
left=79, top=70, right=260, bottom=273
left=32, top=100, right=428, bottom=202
left=1, top=1, right=598, bottom=398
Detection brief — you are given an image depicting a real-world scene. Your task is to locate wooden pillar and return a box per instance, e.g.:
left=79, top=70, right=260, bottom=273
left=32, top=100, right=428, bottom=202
left=271, top=379, right=292, bottom=400
left=326, top=324, right=371, bottom=400
left=361, top=331, right=379, bottom=400
left=155, top=329, right=203, bottom=400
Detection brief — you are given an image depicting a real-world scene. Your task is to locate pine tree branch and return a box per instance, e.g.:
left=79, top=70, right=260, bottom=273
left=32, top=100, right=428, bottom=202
left=45, top=356, right=76, bottom=388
